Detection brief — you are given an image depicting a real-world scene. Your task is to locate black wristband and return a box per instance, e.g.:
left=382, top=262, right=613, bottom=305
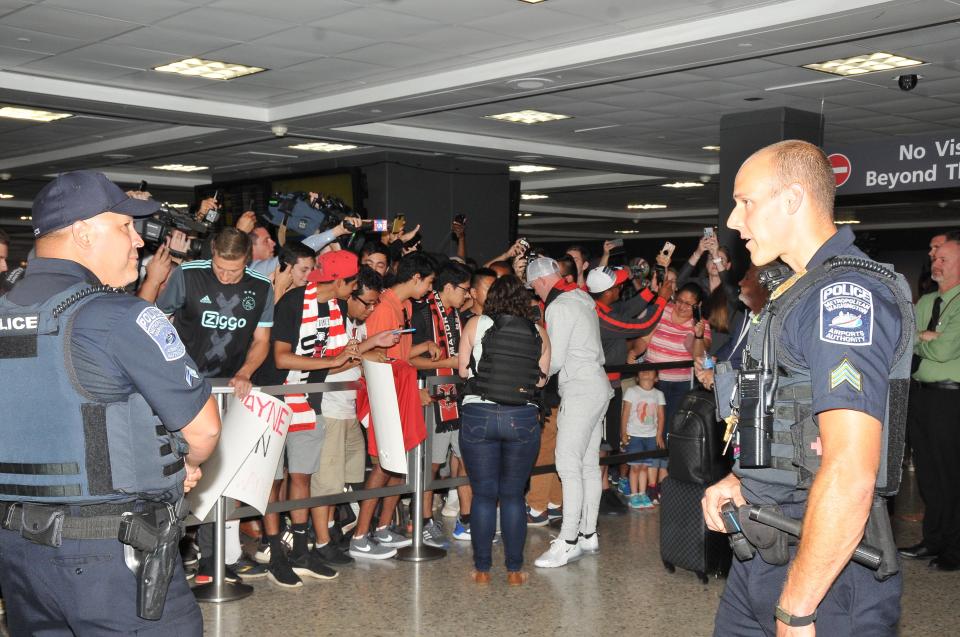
left=775, top=605, right=816, bottom=627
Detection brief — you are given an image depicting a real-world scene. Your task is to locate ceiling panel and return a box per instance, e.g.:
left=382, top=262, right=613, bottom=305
left=66, top=42, right=181, bottom=71
left=0, top=24, right=85, bottom=54
left=105, top=26, right=239, bottom=56
left=394, top=25, right=524, bottom=56
left=2, top=4, right=139, bottom=40
left=152, top=7, right=292, bottom=41
left=340, top=43, right=450, bottom=68
left=0, top=44, right=47, bottom=68
left=249, top=26, right=375, bottom=56
left=309, top=8, right=444, bottom=40
left=464, top=7, right=606, bottom=42
left=201, top=43, right=319, bottom=70
left=42, top=0, right=197, bottom=24
left=208, top=0, right=356, bottom=22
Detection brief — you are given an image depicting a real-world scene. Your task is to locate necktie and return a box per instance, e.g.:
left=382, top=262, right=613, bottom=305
left=912, top=296, right=942, bottom=374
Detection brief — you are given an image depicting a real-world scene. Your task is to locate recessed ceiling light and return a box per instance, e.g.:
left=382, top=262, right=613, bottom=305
left=0, top=193, right=13, bottom=199
left=518, top=0, right=548, bottom=4
left=663, top=181, right=705, bottom=188
left=288, top=142, right=359, bottom=152
left=486, top=110, right=571, bottom=125
left=19, top=215, right=32, bottom=221
left=518, top=213, right=533, bottom=217
left=627, top=204, right=667, bottom=210
left=152, top=164, right=208, bottom=172
left=615, top=229, right=640, bottom=234
left=154, top=57, right=266, bottom=80
left=510, top=165, right=556, bottom=173
left=0, top=105, right=73, bottom=122
left=835, top=219, right=861, bottom=225
left=521, top=193, right=549, bottom=200
left=165, top=203, right=189, bottom=208
left=803, top=51, right=924, bottom=76
left=702, top=145, right=721, bottom=151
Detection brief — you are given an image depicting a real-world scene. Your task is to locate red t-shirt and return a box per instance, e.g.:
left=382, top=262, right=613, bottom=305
left=366, top=288, right=413, bottom=361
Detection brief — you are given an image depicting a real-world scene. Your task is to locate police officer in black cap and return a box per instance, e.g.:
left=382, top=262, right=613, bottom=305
left=703, top=141, right=914, bottom=636
left=0, top=171, right=221, bottom=635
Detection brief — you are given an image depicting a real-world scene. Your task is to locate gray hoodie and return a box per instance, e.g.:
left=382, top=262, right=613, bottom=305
left=545, top=287, right=612, bottom=396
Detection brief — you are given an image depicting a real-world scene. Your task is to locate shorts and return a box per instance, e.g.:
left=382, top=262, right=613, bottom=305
left=431, top=428, right=462, bottom=465
left=626, top=435, right=665, bottom=468
left=311, top=416, right=366, bottom=496
left=278, top=422, right=325, bottom=478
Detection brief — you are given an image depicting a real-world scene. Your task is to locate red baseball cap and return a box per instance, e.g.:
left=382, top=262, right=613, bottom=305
left=308, top=250, right=359, bottom=283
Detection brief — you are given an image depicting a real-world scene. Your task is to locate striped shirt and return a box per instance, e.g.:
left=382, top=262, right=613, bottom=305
left=643, top=303, right=711, bottom=382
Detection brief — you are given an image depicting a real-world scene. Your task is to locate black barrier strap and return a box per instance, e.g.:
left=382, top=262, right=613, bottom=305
left=226, top=447, right=668, bottom=521
left=209, top=380, right=362, bottom=397
left=603, top=360, right=695, bottom=374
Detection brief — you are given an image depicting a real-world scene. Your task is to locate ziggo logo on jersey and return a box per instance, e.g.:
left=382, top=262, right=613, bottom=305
left=201, top=310, right=248, bottom=331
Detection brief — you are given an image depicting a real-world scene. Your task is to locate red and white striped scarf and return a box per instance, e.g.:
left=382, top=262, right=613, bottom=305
left=284, top=283, right=349, bottom=432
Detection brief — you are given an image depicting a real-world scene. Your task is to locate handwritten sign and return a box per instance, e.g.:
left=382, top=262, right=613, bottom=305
left=186, top=391, right=291, bottom=522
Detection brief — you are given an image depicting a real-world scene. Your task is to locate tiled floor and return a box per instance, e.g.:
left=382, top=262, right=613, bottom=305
left=1, top=472, right=956, bottom=636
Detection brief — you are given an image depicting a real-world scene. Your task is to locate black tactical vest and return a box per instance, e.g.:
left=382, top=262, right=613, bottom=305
left=467, top=314, right=543, bottom=406
left=733, top=256, right=915, bottom=498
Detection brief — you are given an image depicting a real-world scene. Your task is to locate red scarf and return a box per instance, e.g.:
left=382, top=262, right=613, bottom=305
left=427, top=292, right=461, bottom=432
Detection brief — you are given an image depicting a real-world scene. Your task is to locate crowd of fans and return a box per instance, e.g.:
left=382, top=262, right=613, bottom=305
left=0, top=190, right=769, bottom=588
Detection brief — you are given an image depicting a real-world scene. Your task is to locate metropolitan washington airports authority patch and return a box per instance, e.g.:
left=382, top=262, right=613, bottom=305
left=820, top=281, right=873, bottom=346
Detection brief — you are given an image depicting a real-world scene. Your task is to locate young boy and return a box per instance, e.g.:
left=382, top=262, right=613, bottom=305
left=620, top=369, right=666, bottom=509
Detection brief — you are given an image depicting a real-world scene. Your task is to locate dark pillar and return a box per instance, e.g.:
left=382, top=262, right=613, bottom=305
left=718, top=107, right=824, bottom=275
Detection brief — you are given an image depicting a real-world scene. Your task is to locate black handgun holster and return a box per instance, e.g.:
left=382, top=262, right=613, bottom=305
left=864, top=496, right=900, bottom=581
left=738, top=505, right=790, bottom=566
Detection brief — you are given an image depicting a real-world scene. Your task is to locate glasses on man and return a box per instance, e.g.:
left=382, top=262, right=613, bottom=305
left=456, top=284, right=472, bottom=294
left=352, top=295, right=380, bottom=309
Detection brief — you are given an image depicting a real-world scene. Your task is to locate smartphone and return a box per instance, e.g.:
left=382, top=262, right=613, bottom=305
left=660, top=241, right=676, bottom=258
left=703, top=227, right=714, bottom=238
left=371, top=219, right=388, bottom=232
left=609, top=238, right=624, bottom=248
left=693, top=304, right=702, bottom=323
left=392, top=328, right=416, bottom=334
left=138, top=180, right=148, bottom=192
left=453, top=214, right=467, bottom=226
left=391, top=214, right=406, bottom=234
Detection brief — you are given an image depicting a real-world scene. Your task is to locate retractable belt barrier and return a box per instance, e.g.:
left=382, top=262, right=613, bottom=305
left=199, top=362, right=693, bottom=600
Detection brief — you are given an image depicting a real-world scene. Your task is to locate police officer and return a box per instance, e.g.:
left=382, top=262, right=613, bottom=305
left=703, top=141, right=914, bottom=636
left=0, top=171, right=221, bottom=635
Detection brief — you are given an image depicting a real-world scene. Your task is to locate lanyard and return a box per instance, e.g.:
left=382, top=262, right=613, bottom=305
left=730, top=312, right=753, bottom=355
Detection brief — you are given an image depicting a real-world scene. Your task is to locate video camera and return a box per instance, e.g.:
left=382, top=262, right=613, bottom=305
left=266, top=192, right=356, bottom=237
left=135, top=203, right=218, bottom=260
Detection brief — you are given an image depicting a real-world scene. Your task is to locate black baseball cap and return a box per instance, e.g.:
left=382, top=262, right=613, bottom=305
left=32, top=170, right=160, bottom=238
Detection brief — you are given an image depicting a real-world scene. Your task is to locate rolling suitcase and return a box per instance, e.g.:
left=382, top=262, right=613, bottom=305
left=659, top=476, right=731, bottom=584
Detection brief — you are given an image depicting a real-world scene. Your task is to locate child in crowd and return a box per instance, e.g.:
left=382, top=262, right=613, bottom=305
left=620, top=369, right=666, bottom=509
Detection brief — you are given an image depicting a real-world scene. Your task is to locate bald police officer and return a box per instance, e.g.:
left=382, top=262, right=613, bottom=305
left=0, top=171, right=221, bottom=635
left=703, top=141, right=914, bottom=636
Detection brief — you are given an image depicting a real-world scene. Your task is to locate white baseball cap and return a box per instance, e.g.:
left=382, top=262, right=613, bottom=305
left=586, top=267, right=630, bottom=294
left=525, top=256, right=560, bottom=284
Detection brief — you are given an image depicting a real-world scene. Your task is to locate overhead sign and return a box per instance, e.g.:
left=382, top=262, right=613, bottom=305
left=827, top=132, right=960, bottom=195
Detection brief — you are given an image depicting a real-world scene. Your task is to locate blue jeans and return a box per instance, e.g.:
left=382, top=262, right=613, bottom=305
left=459, top=403, right=541, bottom=572
left=658, top=379, right=691, bottom=438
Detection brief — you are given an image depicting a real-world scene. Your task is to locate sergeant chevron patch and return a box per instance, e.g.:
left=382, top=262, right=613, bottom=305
left=830, top=358, right=862, bottom=391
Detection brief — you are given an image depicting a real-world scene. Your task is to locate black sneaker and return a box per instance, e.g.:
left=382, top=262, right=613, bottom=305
left=230, top=556, right=268, bottom=579
left=289, top=550, right=339, bottom=580
left=195, top=561, right=241, bottom=585
left=267, top=551, right=303, bottom=589
left=316, top=542, right=354, bottom=566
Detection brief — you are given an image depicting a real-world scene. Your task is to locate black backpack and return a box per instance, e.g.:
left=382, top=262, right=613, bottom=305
left=667, top=389, right=731, bottom=485
left=467, top=314, right=542, bottom=406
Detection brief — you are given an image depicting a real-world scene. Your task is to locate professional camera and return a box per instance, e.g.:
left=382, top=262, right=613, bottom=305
left=135, top=203, right=218, bottom=260
left=517, top=236, right=541, bottom=260
left=629, top=258, right=651, bottom=286
left=266, top=192, right=355, bottom=237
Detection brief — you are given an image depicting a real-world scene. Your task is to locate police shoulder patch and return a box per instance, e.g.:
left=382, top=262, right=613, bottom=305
left=136, top=306, right=185, bottom=362
left=819, top=281, right=873, bottom=346
left=830, top=358, right=863, bottom=391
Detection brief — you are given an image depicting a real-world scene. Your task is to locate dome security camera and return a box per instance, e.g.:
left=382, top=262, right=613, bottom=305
left=271, top=124, right=288, bottom=137
left=897, top=74, right=918, bottom=91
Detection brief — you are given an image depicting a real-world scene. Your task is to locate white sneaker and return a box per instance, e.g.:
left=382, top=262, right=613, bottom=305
left=441, top=490, right=460, bottom=517
left=578, top=532, right=599, bottom=554
left=534, top=537, right=583, bottom=568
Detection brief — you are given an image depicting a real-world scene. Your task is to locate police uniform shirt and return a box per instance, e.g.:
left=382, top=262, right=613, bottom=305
left=779, top=226, right=901, bottom=425
left=157, top=260, right=274, bottom=379
left=5, top=257, right=210, bottom=432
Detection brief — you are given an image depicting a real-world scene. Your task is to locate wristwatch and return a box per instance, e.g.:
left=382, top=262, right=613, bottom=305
left=775, top=605, right=817, bottom=627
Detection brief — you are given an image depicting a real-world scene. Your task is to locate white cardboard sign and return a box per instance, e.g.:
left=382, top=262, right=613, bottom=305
left=361, top=360, right=408, bottom=474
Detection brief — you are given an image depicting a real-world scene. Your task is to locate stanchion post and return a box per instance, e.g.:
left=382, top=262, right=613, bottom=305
left=397, top=397, right=445, bottom=562
left=193, top=391, right=254, bottom=603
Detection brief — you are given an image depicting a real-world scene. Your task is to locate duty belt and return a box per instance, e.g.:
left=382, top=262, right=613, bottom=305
left=0, top=501, right=152, bottom=541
